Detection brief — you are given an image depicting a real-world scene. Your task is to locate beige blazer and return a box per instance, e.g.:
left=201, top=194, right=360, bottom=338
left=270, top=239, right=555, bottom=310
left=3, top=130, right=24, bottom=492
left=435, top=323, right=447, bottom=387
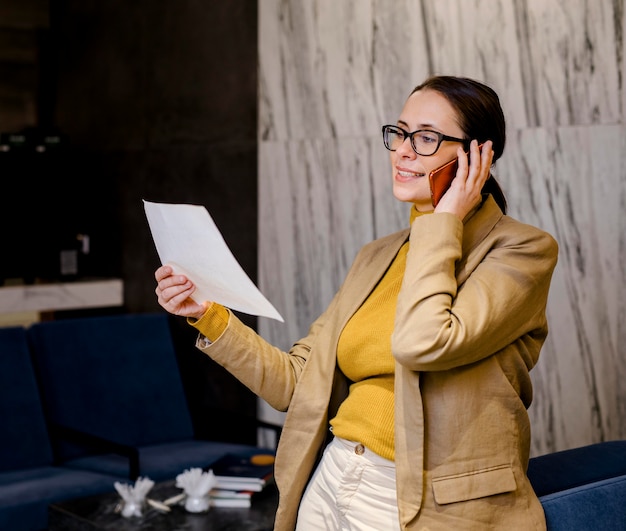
left=197, top=195, right=559, bottom=530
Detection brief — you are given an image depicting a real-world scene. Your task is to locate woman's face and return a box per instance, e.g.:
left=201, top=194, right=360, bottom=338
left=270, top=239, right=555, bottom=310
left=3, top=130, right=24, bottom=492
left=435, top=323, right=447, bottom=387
left=390, top=88, right=466, bottom=211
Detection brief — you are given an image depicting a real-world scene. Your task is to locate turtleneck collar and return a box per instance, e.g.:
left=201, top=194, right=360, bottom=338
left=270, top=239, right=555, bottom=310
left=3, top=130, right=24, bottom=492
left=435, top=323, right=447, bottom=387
left=409, top=204, right=433, bottom=225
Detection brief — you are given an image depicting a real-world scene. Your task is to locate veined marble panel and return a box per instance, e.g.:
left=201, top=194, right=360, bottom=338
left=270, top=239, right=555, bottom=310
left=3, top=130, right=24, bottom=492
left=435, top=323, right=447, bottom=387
left=499, top=125, right=626, bottom=453
left=258, top=0, right=626, bottom=454
left=520, top=0, right=621, bottom=127
left=422, top=0, right=529, bottom=130
left=259, top=137, right=406, bottom=349
left=259, top=0, right=429, bottom=141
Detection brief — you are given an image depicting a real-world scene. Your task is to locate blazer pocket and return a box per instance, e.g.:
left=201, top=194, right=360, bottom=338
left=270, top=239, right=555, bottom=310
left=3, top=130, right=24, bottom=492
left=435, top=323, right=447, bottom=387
left=432, top=465, right=517, bottom=505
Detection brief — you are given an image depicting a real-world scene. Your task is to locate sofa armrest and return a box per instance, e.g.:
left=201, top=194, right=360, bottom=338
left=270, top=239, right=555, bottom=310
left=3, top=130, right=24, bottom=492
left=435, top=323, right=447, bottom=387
left=539, top=474, right=626, bottom=530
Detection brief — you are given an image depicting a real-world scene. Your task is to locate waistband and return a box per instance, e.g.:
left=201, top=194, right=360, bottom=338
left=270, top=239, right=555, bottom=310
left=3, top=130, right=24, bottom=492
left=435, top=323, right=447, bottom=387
left=332, top=436, right=395, bottom=468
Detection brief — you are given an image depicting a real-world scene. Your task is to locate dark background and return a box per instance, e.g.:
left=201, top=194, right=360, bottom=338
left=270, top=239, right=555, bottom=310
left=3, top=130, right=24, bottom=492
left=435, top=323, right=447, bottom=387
left=0, top=0, right=261, bottom=444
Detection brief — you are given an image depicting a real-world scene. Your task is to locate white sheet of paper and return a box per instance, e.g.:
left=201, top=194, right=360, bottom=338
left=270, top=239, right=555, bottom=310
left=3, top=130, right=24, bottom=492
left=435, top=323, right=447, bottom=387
left=143, top=200, right=283, bottom=322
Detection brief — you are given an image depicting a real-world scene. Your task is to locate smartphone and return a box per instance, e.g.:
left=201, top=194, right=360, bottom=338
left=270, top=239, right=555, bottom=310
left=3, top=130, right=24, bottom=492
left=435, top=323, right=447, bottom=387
left=428, top=143, right=484, bottom=207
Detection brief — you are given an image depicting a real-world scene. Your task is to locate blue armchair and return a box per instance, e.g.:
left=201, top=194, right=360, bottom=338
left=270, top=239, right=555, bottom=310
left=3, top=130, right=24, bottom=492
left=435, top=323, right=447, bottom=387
left=27, top=313, right=278, bottom=483
left=0, top=326, right=121, bottom=531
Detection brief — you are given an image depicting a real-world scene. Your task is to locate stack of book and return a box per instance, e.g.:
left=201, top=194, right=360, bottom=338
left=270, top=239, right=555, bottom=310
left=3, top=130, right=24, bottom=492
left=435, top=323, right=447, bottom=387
left=207, top=451, right=276, bottom=508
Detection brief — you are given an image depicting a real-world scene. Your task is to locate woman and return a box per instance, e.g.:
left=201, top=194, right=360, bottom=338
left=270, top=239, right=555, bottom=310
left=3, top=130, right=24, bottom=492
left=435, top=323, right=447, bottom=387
left=155, top=75, right=558, bottom=530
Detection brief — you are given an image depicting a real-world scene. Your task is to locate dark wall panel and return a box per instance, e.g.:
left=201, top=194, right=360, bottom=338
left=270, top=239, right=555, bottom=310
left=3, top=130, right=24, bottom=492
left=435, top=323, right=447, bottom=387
left=48, top=0, right=260, bottom=443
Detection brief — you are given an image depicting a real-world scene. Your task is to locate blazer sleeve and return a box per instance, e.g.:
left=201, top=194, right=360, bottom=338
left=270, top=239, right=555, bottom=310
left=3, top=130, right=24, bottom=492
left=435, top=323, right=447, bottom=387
left=191, top=285, right=342, bottom=412
left=392, top=211, right=559, bottom=372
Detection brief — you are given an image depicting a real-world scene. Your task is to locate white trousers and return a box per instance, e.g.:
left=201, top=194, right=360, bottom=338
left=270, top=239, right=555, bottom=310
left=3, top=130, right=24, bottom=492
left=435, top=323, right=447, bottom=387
left=295, top=436, right=401, bottom=531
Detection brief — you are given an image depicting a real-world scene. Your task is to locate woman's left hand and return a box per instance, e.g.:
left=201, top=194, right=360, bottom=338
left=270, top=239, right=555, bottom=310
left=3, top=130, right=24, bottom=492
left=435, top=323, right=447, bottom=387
left=435, top=139, right=493, bottom=219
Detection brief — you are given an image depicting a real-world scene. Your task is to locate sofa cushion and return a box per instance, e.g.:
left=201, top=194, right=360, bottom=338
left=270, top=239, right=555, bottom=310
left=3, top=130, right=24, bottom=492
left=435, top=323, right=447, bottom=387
left=539, top=474, right=626, bottom=530
left=0, top=466, right=121, bottom=531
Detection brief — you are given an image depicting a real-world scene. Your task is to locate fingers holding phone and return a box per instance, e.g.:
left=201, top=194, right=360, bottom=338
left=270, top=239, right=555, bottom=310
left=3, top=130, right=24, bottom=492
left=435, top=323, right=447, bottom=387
left=465, top=140, right=493, bottom=193
left=430, top=140, right=493, bottom=218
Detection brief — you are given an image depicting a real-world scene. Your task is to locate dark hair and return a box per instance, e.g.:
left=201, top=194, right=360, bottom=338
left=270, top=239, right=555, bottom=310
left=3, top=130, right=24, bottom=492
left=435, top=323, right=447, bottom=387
left=411, top=76, right=507, bottom=213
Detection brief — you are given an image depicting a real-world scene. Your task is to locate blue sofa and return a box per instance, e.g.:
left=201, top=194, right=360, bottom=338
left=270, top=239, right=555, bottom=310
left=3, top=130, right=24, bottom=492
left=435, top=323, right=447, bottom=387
left=527, top=440, right=626, bottom=530
left=0, top=313, right=279, bottom=531
left=0, top=326, right=122, bottom=531
left=27, top=313, right=272, bottom=483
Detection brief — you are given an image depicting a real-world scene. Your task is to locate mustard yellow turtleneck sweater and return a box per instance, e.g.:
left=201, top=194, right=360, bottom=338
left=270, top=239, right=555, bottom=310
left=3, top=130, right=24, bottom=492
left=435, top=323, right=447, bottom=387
left=191, top=205, right=426, bottom=462
left=329, top=205, right=424, bottom=461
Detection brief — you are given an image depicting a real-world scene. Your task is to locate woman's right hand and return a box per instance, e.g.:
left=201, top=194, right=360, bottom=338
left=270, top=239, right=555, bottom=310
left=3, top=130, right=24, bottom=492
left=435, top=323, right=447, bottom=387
left=435, top=140, right=493, bottom=219
left=155, top=265, right=208, bottom=320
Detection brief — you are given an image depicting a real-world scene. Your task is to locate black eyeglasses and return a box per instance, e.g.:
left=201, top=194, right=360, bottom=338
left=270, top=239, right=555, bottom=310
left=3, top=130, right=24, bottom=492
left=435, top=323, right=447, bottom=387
left=381, top=124, right=468, bottom=156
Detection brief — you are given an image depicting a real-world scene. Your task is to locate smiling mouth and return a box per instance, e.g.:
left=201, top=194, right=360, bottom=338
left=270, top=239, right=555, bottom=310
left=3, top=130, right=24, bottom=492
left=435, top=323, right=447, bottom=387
left=397, top=170, right=425, bottom=178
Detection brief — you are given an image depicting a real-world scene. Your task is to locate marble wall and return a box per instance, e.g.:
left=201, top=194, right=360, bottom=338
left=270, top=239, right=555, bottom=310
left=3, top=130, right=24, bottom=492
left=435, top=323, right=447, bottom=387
left=257, top=0, right=626, bottom=456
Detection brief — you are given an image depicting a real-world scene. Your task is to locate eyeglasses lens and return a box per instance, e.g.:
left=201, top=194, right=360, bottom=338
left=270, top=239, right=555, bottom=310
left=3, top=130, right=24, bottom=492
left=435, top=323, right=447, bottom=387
left=412, top=131, right=439, bottom=156
left=383, top=126, right=440, bottom=156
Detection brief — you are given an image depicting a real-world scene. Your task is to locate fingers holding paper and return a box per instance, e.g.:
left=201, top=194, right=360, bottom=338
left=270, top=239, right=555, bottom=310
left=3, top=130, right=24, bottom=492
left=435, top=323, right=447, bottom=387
left=155, top=265, right=208, bottom=320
